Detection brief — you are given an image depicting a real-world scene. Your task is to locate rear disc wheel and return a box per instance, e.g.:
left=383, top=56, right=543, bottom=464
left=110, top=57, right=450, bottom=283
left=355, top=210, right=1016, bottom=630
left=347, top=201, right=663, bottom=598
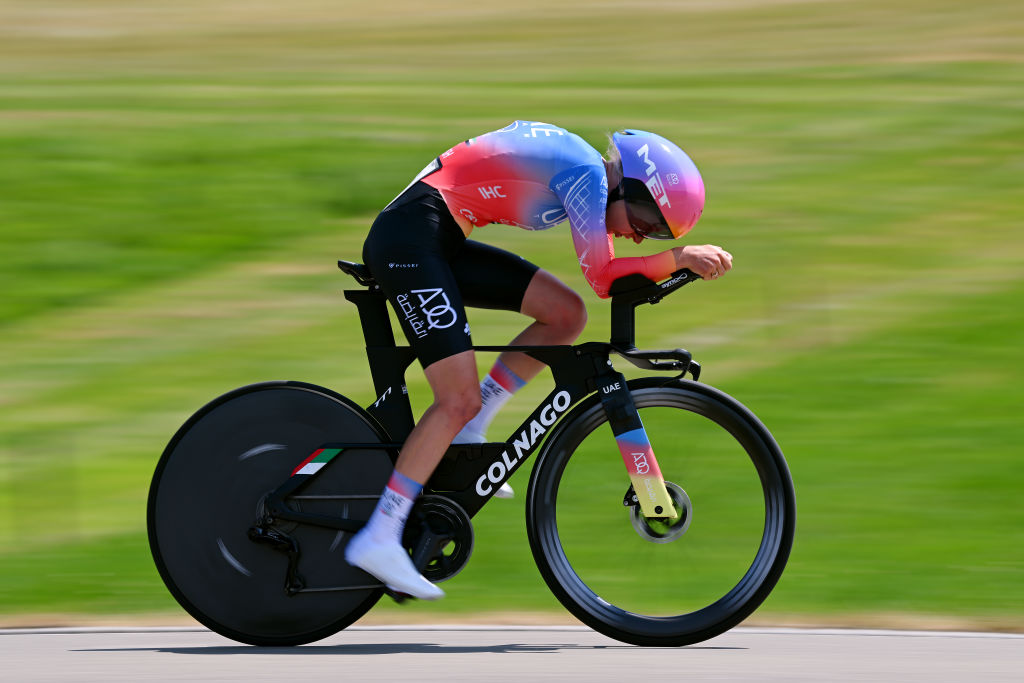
left=147, top=382, right=393, bottom=646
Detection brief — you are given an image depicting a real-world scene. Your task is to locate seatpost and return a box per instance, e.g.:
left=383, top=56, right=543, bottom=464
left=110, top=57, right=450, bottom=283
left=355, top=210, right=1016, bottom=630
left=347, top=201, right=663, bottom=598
left=343, top=289, right=395, bottom=350
left=343, top=288, right=417, bottom=439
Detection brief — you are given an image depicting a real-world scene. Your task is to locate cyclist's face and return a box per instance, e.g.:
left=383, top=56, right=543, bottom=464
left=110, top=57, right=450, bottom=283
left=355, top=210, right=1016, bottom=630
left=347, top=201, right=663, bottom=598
left=606, top=200, right=644, bottom=244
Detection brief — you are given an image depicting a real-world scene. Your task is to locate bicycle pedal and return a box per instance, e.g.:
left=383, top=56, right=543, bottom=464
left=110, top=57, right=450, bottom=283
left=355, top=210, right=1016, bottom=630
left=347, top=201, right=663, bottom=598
left=384, top=587, right=414, bottom=604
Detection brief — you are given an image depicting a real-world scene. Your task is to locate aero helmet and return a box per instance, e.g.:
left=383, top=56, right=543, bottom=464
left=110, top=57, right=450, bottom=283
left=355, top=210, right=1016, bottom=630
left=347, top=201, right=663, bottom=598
left=609, top=129, right=705, bottom=240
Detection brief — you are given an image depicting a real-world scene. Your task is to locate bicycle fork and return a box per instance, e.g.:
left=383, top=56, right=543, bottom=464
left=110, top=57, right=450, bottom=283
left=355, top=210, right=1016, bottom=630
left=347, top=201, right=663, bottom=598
left=597, top=373, right=678, bottom=519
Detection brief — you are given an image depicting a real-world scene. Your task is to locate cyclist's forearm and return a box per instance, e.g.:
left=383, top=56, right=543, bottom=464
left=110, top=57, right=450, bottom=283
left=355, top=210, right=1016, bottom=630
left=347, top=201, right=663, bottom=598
left=587, top=251, right=678, bottom=298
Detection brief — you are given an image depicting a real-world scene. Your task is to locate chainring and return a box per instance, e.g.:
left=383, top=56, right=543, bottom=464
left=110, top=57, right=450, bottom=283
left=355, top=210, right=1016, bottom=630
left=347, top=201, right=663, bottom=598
left=403, top=495, right=474, bottom=583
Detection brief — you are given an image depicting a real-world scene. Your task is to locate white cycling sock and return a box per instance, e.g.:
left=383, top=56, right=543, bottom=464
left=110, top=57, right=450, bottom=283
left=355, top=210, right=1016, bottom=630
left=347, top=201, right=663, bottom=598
left=453, top=361, right=527, bottom=443
left=361, top=470, right=422, bottom=544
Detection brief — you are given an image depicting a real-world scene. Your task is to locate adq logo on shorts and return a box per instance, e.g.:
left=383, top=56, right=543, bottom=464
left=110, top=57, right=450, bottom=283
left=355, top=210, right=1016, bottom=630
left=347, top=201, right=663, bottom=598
left=411, top=287, right=457, bottom=330
left=397, top=287, right=458, bottom=339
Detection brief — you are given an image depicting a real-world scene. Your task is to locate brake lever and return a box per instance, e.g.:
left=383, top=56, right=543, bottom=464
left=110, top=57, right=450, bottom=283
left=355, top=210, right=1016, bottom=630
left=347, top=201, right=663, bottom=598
left=686, top=361, right=701, bottom=382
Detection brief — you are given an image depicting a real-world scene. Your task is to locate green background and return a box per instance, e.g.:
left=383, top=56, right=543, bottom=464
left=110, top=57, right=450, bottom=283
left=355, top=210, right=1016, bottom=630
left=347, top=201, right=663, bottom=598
left=1, top=0, right=1021, bottom=628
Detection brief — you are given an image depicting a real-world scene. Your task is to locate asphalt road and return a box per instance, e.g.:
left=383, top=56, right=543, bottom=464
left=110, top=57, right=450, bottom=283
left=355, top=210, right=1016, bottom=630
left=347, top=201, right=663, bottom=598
left=1, top=625, right=1021, bottom=682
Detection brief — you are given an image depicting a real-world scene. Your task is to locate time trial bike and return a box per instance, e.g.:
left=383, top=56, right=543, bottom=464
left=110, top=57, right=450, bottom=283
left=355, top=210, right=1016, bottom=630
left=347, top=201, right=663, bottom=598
left=147, top=260, right=795, bottom=647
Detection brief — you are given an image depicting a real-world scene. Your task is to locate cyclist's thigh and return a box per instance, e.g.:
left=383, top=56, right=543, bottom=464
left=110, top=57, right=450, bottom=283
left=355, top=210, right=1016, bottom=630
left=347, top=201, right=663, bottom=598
left=363, top=194, right=472, bottom=369
left=451, top=240, right=540, bottom=313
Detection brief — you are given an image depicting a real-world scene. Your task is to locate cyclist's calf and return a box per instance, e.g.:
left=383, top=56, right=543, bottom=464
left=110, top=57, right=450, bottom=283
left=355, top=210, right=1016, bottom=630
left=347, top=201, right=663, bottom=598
left=394, top=351, right=483, bottom=484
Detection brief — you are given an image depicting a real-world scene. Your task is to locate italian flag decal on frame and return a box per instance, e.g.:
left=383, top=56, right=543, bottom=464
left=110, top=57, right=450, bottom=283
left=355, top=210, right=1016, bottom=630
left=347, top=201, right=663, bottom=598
left=291, top=448, right=342, bottom=476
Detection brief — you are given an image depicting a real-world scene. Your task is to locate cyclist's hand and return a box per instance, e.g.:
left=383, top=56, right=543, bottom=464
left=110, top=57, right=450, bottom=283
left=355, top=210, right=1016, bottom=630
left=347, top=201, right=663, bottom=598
left=672, top=245, right=733, bottom=280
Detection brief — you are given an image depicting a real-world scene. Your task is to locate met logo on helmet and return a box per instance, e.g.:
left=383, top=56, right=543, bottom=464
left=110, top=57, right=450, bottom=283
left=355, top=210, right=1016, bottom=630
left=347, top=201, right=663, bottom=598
left=636, top=144, right=672, bottom=209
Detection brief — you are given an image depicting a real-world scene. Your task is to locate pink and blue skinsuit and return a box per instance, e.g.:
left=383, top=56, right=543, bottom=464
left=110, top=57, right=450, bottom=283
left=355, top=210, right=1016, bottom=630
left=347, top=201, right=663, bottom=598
left=362, top=120, right=679, bottom=368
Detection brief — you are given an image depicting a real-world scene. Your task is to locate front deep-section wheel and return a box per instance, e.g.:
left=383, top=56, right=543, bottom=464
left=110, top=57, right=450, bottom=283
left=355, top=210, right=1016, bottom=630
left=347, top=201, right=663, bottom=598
left=527, top=379, right=795, bottom=647
left=148, top=382, right=394, bottom=646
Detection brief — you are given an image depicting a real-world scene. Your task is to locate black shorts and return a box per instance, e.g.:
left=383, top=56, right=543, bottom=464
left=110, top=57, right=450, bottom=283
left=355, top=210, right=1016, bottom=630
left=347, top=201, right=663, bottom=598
left=362, top=182, right=540, bottom=368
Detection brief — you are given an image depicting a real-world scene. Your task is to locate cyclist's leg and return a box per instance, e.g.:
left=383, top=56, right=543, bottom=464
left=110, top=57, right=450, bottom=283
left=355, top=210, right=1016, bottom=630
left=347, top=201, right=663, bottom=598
left=451, top=243, right=586, bottom=482
left=395, top=349, right=480, bottom=482
left=343, top=351, right=479, bottom=599
left=350, top=185, right=482, bottom=599
left=500, top=268, right=588, bottom=380
left=454, top=241, right=586, bottom=380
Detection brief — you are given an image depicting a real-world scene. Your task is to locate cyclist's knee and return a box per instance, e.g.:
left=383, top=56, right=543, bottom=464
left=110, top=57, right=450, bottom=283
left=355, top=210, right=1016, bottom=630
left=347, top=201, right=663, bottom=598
left=434, top=382, right=482, bottom=426
left=546, top=290, right=587, bottom=340
left=523, top=271, right=586, bottom=338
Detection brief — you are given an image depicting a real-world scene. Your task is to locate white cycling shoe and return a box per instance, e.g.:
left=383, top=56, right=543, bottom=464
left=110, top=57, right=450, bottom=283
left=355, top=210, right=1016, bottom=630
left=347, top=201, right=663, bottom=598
left=344, top=530, right=444, bottom=601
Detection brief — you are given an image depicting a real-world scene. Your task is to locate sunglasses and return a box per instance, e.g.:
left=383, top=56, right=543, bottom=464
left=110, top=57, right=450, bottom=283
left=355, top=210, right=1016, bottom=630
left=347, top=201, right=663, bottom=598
left=608, top=179, right=674, bottom=240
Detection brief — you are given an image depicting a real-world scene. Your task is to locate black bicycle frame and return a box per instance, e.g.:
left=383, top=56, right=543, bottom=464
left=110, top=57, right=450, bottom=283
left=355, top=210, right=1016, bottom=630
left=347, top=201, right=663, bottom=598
left=259, top=263, right=700, bottom=530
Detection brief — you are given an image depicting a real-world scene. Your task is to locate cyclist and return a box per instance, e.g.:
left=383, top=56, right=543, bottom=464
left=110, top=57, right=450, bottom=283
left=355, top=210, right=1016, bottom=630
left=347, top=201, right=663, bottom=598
left=345, top=121, right=732, bottom=599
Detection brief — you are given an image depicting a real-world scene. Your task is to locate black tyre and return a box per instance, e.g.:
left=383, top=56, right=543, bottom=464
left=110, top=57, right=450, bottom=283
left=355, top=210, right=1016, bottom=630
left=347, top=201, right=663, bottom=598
left=148, top=382, right=393, bottom=646
left=526, top=379, right=795, bottom=647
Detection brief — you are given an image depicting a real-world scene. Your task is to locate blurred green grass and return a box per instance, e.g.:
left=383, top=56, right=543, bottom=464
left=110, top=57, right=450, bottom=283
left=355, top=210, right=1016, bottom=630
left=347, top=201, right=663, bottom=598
left=1, top=0, right=1022, bottom=626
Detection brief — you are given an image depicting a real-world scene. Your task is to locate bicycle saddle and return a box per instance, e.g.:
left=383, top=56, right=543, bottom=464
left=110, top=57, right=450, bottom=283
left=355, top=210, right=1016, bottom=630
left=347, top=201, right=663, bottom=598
left=337, top=260, right=377, bottom=287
